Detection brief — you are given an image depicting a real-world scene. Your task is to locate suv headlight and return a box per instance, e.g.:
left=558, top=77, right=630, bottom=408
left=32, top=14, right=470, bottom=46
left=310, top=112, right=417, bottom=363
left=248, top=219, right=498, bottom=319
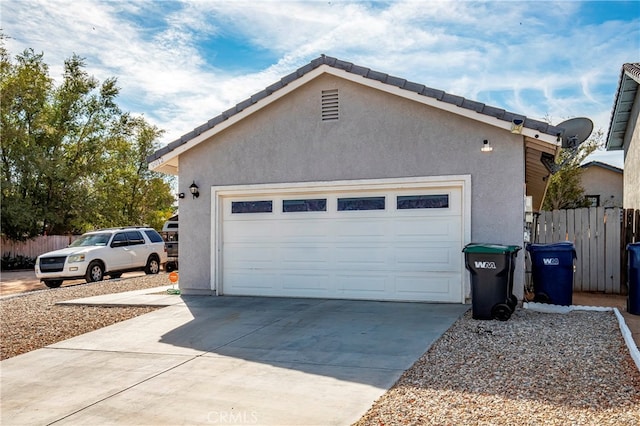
left=68, top=254, right=86, bottom=263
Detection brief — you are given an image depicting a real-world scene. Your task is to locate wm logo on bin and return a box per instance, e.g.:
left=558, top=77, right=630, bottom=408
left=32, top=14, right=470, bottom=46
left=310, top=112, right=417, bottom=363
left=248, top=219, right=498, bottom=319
left=542, top=258, right=560, bottom=266
left=474, top=261, right=497, bottom=269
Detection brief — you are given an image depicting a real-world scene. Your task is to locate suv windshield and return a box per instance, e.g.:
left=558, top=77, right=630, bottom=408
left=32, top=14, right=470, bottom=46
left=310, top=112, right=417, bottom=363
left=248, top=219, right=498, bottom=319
left=69, top=233, right=111, bottom=247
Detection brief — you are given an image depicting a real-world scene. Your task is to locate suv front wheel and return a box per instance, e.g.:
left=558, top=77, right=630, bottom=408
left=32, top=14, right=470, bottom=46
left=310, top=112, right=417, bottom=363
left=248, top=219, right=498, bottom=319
left=145, top=256, right=160, bottom=275
left=44, top=280, right=63, bottom=288
left=85, top=261, right=105, bottom=283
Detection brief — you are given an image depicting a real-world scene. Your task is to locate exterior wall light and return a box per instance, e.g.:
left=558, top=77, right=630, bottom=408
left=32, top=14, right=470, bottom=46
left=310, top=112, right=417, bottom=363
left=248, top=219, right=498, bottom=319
left=189, top=181, right=200, bottom=198
left=481, top=139, right=493, bottom=153
left=511, top=118, right=524, bottom=134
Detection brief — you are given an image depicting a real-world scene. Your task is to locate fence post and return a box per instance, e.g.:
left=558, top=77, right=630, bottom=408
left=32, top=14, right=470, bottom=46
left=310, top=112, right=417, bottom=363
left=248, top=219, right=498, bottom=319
left=604, top=208, right=620, bottom=293
left=573, top=209, right=583, bottom=290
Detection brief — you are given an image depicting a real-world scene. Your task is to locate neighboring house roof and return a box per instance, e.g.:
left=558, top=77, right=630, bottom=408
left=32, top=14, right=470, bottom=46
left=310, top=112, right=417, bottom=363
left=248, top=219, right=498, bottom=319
left=148, top=55, right=564, bottom=175
left=606, top=63, right=640, bottom=150
left=580, top=149, right=624, bottom=170
left=580, top=161, right=623, bottom=174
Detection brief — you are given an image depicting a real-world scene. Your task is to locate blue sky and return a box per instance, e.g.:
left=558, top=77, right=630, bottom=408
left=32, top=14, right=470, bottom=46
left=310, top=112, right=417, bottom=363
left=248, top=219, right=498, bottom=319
left=2, top=1, right=638, bottom=166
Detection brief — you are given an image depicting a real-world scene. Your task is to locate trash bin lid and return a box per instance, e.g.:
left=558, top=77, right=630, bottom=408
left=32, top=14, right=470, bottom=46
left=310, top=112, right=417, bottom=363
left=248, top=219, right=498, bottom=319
left=628, top=243, right=640, bottom=261
left=463, top=243, right=521, bottom=254
left=628, top=242, right=640, bottom=251
left=526, top=242, right=575, bottom=252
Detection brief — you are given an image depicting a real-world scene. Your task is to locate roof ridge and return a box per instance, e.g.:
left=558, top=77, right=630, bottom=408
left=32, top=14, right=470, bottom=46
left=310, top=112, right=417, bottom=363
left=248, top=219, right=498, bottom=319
left=580, top=160, right=623, bottom=173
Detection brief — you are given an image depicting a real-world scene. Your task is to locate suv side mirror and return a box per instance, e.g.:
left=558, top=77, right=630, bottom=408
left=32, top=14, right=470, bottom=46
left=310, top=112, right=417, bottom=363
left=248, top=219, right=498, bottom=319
left=111, top=240, right=128, bottom=248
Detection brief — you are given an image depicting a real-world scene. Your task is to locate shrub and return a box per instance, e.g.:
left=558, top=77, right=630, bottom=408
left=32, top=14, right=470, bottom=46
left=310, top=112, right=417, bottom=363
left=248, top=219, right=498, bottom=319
left=1, top=255, right=36, bottom=271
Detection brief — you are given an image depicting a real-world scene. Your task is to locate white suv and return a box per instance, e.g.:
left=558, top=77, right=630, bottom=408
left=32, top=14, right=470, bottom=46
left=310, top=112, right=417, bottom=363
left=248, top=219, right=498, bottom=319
left=35, top=227, right=168, bottom=288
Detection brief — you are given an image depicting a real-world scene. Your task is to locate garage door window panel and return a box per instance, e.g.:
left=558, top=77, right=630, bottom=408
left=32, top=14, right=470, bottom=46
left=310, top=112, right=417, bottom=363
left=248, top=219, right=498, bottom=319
left=231, top=200, right=273, bottom=214
left=397, top=195, right=449, bottom=209
left=337, top=197, right=385, bottom=211
left=282, top=199, right=327, bottom=212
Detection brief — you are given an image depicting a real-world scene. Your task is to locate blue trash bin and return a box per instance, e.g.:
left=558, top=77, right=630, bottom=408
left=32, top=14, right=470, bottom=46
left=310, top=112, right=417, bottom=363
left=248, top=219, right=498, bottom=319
left=628, top=243, right=640, bottom=315
left=526, top=242, right=576, bottom=306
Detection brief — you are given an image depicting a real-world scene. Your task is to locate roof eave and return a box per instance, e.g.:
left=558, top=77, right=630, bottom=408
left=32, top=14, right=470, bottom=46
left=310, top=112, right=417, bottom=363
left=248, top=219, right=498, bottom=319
left=580, top=161, right=623, bottom=174
left=606, top=63, right=640, bottom=151
left=148, top=65, right=330, bottom=173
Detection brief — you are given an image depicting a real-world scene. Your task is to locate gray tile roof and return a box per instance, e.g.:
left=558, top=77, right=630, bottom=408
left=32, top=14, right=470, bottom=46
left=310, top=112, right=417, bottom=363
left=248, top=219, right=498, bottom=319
left=580, top=161, right=623, bottom=173
left=623, top=62, right=640, bottom=81
left=148, top=55, right=564, bottom=163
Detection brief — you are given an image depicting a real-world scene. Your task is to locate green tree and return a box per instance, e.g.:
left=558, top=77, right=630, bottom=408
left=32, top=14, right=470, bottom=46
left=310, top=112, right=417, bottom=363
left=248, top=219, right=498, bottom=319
left=92, top=116, right=175, bottom=230
left=1, top=37, right=175, bottom=239
left=1, top=42, right=53, bottom=238
left=542, top=129, right=603, bottom=211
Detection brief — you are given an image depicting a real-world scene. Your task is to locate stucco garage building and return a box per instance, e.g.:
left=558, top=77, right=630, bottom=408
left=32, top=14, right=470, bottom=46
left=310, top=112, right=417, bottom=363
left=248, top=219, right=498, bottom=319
left=606, top=62, right=640, bottom=209
left=149, top=55, right=565, bottom=303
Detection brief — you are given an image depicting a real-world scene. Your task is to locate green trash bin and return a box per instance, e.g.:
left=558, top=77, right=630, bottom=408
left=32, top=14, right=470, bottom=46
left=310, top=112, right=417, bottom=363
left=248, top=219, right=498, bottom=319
left=463, top=243, right=521, bottom=321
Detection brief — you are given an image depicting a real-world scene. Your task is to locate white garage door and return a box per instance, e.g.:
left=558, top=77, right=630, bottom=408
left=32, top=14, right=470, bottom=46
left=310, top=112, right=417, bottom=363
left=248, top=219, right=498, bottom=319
left=217, top=180, right=466, bottom=302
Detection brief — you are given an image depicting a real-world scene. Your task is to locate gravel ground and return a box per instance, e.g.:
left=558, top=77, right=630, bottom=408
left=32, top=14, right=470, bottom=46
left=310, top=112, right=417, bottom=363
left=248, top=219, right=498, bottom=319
left=355, top=309, right=640, bottom=425
left=0, top=275, right=165, bottom=360
left=2, top=277, right=639, bottom=424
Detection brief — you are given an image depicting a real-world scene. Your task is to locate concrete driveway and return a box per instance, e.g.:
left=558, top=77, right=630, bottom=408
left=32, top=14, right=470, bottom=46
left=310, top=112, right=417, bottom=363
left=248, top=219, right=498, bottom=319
left=1, top=295, right=468, bottom=425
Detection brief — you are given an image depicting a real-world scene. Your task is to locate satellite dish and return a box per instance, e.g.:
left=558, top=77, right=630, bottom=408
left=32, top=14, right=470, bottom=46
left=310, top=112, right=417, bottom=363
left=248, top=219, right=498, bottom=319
left=556, top=117, right=593, bottom=149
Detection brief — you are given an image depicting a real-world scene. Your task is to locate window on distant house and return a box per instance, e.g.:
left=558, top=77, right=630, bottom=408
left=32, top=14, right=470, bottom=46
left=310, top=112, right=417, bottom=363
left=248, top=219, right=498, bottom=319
left=585, top=195, right=600, bottom=207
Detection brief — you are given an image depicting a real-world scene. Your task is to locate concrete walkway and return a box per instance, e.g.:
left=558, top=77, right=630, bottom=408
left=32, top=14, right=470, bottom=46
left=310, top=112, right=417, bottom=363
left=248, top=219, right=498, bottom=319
left=0, top=292, right=469, bottom=425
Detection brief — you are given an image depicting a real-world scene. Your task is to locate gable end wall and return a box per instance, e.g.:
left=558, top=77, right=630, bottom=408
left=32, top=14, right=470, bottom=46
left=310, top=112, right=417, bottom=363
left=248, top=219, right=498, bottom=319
left=177, top=74, right=526, bottom=297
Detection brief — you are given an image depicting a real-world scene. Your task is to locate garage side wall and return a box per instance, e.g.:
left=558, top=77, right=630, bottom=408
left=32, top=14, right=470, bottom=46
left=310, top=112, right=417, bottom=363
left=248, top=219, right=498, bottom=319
left=623, top=89, right=640, bottom=209
left=178, top=74, right=526, bottom=296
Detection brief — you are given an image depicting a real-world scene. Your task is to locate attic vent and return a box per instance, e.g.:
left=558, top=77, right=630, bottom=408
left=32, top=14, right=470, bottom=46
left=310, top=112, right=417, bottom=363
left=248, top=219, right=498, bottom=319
left=321, top=89, right=339, bottom=121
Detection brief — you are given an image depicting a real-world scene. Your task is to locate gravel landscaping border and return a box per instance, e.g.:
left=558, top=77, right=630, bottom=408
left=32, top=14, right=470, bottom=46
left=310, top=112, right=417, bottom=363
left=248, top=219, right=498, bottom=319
left=0, top=275, right=166, bottom=360
left=354, top=309, right=640, bottom=425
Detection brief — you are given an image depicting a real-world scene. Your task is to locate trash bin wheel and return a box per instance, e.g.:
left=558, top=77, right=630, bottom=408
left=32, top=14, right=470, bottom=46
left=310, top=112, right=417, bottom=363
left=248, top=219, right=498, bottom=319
left=533, top=292, right=550, bottom=304
left=492, top=303, right=512, bottom=321
left=508, top=294, right=518, bottom=309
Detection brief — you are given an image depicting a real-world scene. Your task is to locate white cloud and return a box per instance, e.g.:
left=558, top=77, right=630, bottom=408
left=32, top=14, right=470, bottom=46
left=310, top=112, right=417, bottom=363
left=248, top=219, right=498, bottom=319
left=582, top=149, right=624, bottom=169
left=2, top=0, right=637, bottom=143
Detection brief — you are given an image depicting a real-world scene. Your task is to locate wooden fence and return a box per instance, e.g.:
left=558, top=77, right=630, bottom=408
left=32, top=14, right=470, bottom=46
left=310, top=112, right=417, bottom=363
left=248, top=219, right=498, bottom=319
left=1, top=235, right=78, bottom=259
left=532, top=207, right=638, bottom=294
left=534, top=207, right=622, bottom=293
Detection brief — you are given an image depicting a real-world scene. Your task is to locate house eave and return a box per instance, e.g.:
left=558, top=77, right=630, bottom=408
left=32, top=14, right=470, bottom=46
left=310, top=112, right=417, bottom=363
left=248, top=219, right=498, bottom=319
left=149, top=66, right=329, bottom=174
left=606, top=63, right=640, bottom=151
left=580, top=161, right=624, bottom=174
